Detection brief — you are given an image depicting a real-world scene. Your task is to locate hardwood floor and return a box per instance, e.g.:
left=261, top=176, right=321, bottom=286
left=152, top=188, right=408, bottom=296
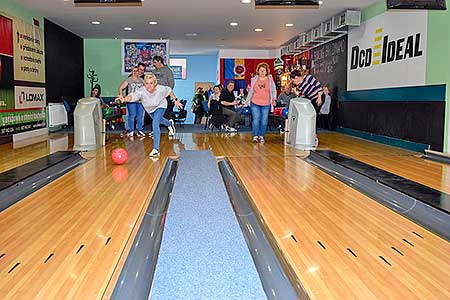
left=0, top=131, right=448, bottom=300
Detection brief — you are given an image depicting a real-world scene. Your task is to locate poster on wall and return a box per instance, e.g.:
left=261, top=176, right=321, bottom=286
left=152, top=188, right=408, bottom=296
left=121, top=39, right=169, bottom=75
left=0, top=12, right=46, bottom=136
left=13, top=18, right=45, bottom=83
left=347, top=11, right=427, bottom=91
left=169, top=58, right=187, bottom=80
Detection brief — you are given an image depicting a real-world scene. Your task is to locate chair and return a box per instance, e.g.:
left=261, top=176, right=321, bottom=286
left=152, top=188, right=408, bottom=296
left=63, top=99, right=74, bottom=128
left=173, top=99, right=188, bottom=128
left=201, top=100, right=211, bottom=129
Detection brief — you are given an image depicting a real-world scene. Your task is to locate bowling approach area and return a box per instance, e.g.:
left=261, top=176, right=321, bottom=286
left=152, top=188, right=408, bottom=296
left=0, top=131, right=449, bottom=300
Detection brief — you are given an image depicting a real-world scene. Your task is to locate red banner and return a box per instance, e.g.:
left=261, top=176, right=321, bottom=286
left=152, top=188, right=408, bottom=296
left=0, top=15, right=13, bottom=56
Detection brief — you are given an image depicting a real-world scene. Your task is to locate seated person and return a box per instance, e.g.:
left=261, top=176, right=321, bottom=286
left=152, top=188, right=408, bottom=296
left=276, top=83, right=296, bottom=107
left=208, top=84, right=227, bottom=129
left=219, top=80, right=239, bottom=132
left=91, top=84, right=109, bottom=109
left=192, top=88, right=206, bottom=124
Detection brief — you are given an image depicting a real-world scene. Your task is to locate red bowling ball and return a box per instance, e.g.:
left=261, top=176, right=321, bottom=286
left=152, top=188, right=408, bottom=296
left=111, top=148, right=128, bottom=165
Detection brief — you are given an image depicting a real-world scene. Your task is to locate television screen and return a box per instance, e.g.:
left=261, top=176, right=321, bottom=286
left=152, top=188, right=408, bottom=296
left=387, top=0, right=447, bottom=10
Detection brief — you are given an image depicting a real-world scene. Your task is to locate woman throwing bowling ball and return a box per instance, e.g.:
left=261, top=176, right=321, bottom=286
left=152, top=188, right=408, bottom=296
left=116, top=73, right=183, bottom=157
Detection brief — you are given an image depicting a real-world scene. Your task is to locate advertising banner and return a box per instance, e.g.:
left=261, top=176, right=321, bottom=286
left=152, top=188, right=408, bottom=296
left=347, top=11, right=427, bottom=91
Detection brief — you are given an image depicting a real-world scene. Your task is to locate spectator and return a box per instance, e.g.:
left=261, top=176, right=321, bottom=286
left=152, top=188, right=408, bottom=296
left=276, top=83, right=296, bottom=107
left=119, top=66, right=145, bottom=138
left=192, top=88, right=206, bottom=124
left=219, top=80, right=239, bottom=132
left=152, top=55, right=175, bottom=122
left=91, top=84, right=108, bottom=109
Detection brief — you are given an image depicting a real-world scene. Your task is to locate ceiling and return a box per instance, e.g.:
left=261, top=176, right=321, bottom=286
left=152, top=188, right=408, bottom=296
left=14, top=0, right=379, bottom=54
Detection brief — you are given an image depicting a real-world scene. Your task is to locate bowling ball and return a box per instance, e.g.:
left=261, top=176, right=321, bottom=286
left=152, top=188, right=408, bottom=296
left=112, top=166, right=128, bottom=183
left=111, top=148, right=128, bottom=165
left=282, top=108, right=288, bottom=118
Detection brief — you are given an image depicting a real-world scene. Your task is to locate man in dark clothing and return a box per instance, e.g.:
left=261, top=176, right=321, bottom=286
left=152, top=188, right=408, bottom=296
left=153, top=56, right=175, bottom=121
left=219, top=80, right=238, bottom=131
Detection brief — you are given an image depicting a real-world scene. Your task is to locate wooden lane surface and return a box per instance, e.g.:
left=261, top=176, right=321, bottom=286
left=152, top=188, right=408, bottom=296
left=159, top=131, right=302, bottom=158
left=229, top=155, right=450, bottom=300
left=319, top=132, right=450, bottom=194
left=0, top=136, right=165, bottom=300
left=0, top=133, right=72, bottom=173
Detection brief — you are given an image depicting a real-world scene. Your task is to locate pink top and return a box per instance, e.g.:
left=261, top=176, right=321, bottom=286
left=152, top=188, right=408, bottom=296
left=251, top=77, right=270, bottom=106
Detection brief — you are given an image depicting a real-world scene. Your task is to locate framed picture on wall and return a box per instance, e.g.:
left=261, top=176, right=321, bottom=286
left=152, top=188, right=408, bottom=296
left=169, top=58, right=187, bottom=80
left=121, top=39, right=169, bottom=75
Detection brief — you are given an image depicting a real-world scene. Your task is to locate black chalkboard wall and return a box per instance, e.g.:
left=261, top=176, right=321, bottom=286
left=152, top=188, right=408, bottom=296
left=311, top=35, right=347, bottom=94
left=311, top=35, right=347, bottom=129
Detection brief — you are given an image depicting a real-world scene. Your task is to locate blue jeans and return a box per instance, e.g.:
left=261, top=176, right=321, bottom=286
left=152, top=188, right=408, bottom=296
left=251, top=103, right=270, bottom=137
left=149, top=107, right=170, bottom=150
left=127, top=103, right=144, bottom=132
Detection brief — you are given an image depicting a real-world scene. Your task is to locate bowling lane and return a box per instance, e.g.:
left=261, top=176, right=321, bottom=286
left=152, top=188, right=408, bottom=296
left=0, top=133, right=72, bottom=173
left=319, top=132, right=450, bottom=194
left=229, top=155, right=450, bottom=300
left=0, top=138, right=165, bottom=300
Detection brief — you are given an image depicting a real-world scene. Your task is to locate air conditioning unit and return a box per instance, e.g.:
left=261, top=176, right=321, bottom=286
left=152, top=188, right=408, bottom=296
left=287, top=42, right=295, bottom=54
left=255, top=0, right=320, bottom=9
left=311, top=25, right=330, bottom=42
left=333, top=10, right=361, bottom=32
left=74, top=0, right=142, bottom=7
left=304, top=29, right=322, bottom=47
left=322, top=19, right=343, bottom=37
left=294, top=36, right=302, bottom=50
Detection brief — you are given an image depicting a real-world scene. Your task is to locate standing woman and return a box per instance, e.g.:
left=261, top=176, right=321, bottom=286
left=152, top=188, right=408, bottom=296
left=118, top=66, right=145, bottom=138
left=245, top=62, right=277, bottom=143
left=117, top=74, right=183, bottom=157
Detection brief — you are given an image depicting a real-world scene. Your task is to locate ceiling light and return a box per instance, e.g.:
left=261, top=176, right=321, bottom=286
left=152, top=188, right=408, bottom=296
left=91, top=21, right=101, bottom=25
left=241, top=0, right=251, bottom=3
left=254, top=28, right=263, bottom=32
left=185, top=33, right=197, bottom=36
left=123, top=27, right=132, bottom=31
left=149, top=21, right=158, bottom=25
left=285, top=23, right=294, bottom=27
left=230, top=22, right=238, bottom=26
left=319, top=0, right=323, bottom=4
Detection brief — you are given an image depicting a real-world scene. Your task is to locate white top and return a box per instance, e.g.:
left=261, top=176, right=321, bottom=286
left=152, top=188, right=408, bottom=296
left=129, top=85, right=172, bottom=113
left=319, top=95, right=331, bottom=115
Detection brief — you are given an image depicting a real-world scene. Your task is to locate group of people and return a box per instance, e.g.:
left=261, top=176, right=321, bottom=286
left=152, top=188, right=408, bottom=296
left=91, top=58, right=330, bottom=156
left=194, top=63, right=330, bottom=144
left=115, top=56, right=180, bottom=157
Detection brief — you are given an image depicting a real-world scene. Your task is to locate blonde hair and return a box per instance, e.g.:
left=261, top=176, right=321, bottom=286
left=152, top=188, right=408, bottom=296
left=256, top=62, right=270, bottom=76
left=144, top=73, right=157, bottom=85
